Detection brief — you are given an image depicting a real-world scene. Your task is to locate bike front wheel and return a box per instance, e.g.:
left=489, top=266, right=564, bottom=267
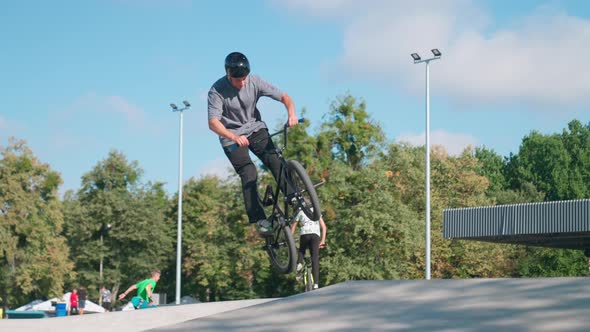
left=266, top=224, right=297, bottom=274
left=287, top=160, right=321, bottom=221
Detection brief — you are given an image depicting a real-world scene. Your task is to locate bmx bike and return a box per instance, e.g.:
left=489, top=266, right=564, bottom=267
left=228, top=118, right=322, bottom=274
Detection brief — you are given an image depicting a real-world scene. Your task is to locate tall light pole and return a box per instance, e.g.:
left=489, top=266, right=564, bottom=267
left=411, top=49, right=441, bottom=280
left=99, top=223, right=111, bottom=281
left=170, top=100, right=190, bottom=304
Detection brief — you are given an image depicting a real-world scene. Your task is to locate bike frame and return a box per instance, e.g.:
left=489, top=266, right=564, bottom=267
left=229, top=118, right=316, bottom=274
left=266, top=124, right=295, bottom=229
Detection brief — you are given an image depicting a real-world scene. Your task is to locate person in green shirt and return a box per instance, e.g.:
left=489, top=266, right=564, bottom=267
left=118, top=269, right=160, bottom=309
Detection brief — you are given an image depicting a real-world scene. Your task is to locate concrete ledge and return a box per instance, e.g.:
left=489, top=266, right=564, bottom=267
left=0, top=298, right=275, bottom=332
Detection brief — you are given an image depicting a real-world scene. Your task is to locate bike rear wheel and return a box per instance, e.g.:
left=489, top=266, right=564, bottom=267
left=304, top=267, right=314, bottom=292
left=287, top=160, right=321, bottom=221
left=265, top=224, right=297, bottom=274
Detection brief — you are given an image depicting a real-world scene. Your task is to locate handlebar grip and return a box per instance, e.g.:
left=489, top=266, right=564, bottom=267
left=285, top=118, right=306, bottom=127
left=228, top=119, right=306, bottom=152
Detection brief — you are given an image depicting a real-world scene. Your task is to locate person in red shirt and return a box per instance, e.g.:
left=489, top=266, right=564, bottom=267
left=69, top=288, right=79, bottom=315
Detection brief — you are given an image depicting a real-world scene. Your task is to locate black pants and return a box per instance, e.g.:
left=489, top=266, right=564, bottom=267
left=298, top=233, right=320, bottom=285
left=224, top=129, right=288, bottom=223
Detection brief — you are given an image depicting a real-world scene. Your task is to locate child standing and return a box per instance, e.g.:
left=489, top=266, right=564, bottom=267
left=291, top=209, right=327, bottom=290
left=69, top=288, right=79, bottom=315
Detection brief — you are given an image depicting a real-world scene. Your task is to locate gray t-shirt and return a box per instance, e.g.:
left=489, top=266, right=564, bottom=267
left=208, top=74, right=284, bottom=147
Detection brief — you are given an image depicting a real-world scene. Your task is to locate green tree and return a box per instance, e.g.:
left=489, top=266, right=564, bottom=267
left=560, top=120, right=590, bottom=199
left=179, top=175, right=295, bottom=301
left=474, top=146, right=545, bottom=204
left=320, top=93, right=385, bottom=171
left=281, top=110, right=332, bottom=182
left=63, top=150, right=174, bottom=301
left=474, top=146, right=507, bottom=194
left=378, top=143, right=517, bottom=279
left=431, top=147, right=517, bottom=278
left=0, top=138, right=74, bottom=310
left=515, top=246, right=586, bottom=277
left=506, top=131, right=570, bottom=200
left=486, top=120, right=590, bottom=277
left=320, top=161, right=423, bottom=283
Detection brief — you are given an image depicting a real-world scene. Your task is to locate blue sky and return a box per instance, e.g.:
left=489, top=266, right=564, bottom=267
left=1, top=0, right=590, bottom=196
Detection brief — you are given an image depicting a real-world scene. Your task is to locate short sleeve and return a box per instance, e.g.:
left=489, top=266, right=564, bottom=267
left=252, top=75, right=283, bottom=101
left=207, top=89, right=223, bottom=120
left=295, top=210, right=303, bottom=223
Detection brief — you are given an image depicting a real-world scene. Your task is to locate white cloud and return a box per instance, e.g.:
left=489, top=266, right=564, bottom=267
left=104, top=95, right=146, bottom=125
left=48, top=92, right=166, bottom=150
left=396, top=129, right=478, bottom=156
left=60, top=92, right=161, bottom=133
left=276, top=0, right=590, bottom=107
left=195, top=157, right=235, bottom=180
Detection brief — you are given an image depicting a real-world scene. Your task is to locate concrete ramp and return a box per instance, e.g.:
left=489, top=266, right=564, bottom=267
left=0, top=298, right=274, bottom=332
left=2, top=278, right=589, bottom=331
left=152, top=278, right=590, bottom=332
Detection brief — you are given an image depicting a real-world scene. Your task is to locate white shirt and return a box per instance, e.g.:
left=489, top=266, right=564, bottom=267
left=295, top=210, right=321, bottom=236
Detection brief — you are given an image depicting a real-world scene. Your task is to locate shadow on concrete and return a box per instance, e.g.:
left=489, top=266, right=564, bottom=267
left=150, top=278, right=590, bottom=332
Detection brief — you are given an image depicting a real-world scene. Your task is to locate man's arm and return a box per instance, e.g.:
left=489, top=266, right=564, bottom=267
left=281, top=93, right=298, bottom=127
left=208, top=118, right=249, bottom=147
left=208, top=88, right=250, bottom=147
left=146, top=283, right=153, bottom=303
left=118, top=284, right=137, bottom=300
left=319, top=217, right=327, bottom=248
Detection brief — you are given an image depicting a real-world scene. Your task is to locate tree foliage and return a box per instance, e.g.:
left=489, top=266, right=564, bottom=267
left=320, top=94, right=385, bottom=171
left=0, top=138, right=74, bottom=309
left=3, top=99, right=590, bottom=309
left=62, top=150, right=174, bottom=301
left=476, top=120, right=590, bottom=277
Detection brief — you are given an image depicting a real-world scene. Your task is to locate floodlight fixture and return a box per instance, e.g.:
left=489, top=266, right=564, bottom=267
left=411, top=53, right=421, bottom=61
left=170, top=103, right=178, bottom=111
left=431, top=49, right=441, bottom=57
left=182, top=100, right=191, bottom=107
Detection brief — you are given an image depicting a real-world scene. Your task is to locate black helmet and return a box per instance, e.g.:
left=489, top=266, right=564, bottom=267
left=225, top=52, right=250, bottom=78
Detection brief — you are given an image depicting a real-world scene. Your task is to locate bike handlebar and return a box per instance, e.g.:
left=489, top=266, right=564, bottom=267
left=226, top=118, right=305, bottom=152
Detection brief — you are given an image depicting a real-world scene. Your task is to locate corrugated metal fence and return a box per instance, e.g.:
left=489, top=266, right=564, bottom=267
left=443, top=199, right=590, bottom=239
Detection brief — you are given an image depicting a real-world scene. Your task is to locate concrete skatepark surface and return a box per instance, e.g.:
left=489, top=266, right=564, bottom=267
left=2, top=278, right=589, bottom=331
left=0, top=299, right=274, bottom=332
